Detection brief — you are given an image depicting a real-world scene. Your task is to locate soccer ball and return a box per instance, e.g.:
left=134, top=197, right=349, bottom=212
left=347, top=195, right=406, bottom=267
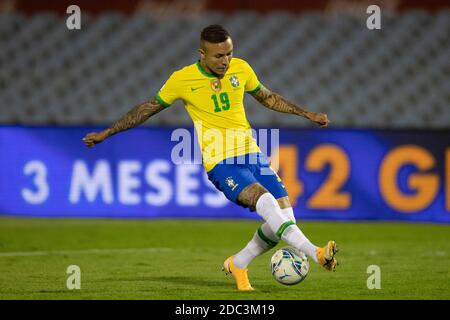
left=270, top=247, right=309, bottom=285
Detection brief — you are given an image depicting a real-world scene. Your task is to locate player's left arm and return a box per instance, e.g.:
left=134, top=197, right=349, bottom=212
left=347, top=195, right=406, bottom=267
left=250, top=84, right=330, bottom=127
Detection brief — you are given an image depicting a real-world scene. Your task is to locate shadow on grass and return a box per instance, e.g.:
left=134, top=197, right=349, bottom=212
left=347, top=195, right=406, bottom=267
left=146, top=276, right=288, bottom=296
left=147, top=275, right=230, bottom=288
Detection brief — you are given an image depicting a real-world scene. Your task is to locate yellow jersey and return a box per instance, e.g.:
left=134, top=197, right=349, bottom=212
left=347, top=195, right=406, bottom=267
left=156, top=58, right=262, bottom=172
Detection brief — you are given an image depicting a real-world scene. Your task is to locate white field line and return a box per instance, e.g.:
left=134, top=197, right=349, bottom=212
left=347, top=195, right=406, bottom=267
left=0, top=247, right=176, bottom=257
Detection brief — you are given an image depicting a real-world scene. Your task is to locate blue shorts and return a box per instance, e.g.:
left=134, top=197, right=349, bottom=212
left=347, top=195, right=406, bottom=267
left=207, top=152, right=288, bottom=208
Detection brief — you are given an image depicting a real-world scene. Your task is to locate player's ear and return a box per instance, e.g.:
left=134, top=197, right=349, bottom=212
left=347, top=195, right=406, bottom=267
left=198, top=47, right=206, bottom=60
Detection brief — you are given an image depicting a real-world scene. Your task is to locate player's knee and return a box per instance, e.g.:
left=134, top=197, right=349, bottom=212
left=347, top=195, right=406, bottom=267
left=237, top=183, right=268, bottom=211
left=277, top=196, right=291, bottom=209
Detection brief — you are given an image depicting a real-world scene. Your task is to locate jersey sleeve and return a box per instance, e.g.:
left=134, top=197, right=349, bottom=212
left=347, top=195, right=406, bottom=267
left=244, top=62, right=261, bottom=94
left=155, top=72, right=180, bottom=108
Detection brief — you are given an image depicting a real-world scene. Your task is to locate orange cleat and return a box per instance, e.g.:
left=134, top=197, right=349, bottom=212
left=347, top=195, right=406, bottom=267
left=316, top=241, right=339, bottom=271
left=222, top=256, right=255, bottom=291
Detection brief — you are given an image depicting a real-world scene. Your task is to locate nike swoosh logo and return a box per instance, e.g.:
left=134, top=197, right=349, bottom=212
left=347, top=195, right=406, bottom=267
left=191, top=86, right=204, bottom=92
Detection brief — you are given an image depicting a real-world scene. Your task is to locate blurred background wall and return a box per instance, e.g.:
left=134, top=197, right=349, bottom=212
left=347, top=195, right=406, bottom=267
left=1, top=0, right=449, bottom=127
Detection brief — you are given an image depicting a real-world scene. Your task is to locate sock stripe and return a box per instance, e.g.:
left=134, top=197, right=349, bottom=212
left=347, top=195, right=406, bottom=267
left=276, top=221, right=296, bottom=238
left=257, top=227, right=278, bottom=247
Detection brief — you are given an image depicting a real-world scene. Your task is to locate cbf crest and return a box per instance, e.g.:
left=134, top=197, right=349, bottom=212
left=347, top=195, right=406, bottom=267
left=211, top=79, right=222, bottom=92
left=229, top=75, right=239, bottom=88
left=225, top=176, right=239, bottom=191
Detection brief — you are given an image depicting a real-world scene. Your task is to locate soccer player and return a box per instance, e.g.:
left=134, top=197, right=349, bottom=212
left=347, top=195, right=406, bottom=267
left=83, top=24, right=338, bottom=291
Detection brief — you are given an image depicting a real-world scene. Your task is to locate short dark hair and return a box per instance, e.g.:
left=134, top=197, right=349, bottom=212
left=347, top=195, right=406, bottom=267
left=200, top=24, right=230, bottom=43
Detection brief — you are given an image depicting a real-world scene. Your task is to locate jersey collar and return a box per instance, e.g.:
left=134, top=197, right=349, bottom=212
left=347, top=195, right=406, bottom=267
left=196, top=60, right=217, bottom=78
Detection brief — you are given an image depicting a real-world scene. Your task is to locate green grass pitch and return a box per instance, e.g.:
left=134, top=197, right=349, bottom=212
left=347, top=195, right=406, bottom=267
left=0, top=217, right=449, bottom=300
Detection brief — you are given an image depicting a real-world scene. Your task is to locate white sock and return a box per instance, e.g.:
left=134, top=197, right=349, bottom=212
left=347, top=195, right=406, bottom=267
left=255, top=193, right=290, bottom=234
left=280, top=207, right=318, bottom=262
left=281, top=225, right=318, bottom=262
left=256, top=193, right=319, bottom=262
left=233, top=217, right=287, bottom=269
left=232, top=226, right=275, bottom=269
left=233, top=198, right=318, bottom=268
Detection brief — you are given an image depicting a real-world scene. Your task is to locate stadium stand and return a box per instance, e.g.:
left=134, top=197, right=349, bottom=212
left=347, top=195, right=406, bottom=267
left=0, top=11, right=449, bottom=127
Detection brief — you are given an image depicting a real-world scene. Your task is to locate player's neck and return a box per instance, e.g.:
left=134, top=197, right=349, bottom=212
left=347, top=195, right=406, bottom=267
left=199, top=60, right=223, bottom=79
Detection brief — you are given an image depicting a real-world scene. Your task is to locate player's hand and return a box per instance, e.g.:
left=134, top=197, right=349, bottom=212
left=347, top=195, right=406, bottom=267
left=82, top=130, right=109, bottom=148
left=309, top=112, right=330, bottom=128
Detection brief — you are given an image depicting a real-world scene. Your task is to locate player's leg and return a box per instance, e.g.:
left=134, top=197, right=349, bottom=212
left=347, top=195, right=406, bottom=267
left=273, top=196, right=319, bottom=262
left=235, top=183, right=317, bottom=260
left=231, top=197, right=294, bottom=270
left=207, top=156, right=336, bottom=291
left=231, top=217, right=279, bottom=270
left=275, top=196, right=338, bottom=270
left=223, top=182, right=284, bottom=290
left=259, top=153, right=338, bottom=269
left=248, top=157, right=320, bottom=261
left=207, top=162, right=263, bottom=290
left=236, top=182, right=337, bottom=271
left=234, top=153, right=338, bottom=270
left=207, top=160, right=299, bottom=290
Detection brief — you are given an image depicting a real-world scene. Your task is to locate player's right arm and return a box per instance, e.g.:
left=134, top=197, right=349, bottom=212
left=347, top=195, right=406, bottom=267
left=82, top=97, right=164, bottom=148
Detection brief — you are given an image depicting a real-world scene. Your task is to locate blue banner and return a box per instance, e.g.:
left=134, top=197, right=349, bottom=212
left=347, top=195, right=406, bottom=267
left=0, top=126, right=449, bottom=222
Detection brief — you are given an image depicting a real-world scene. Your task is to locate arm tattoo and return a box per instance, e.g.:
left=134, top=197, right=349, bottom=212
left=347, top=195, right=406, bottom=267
left=107, top=98, right=164, bottom=136
left=251, top=85, right=311, bottom=120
